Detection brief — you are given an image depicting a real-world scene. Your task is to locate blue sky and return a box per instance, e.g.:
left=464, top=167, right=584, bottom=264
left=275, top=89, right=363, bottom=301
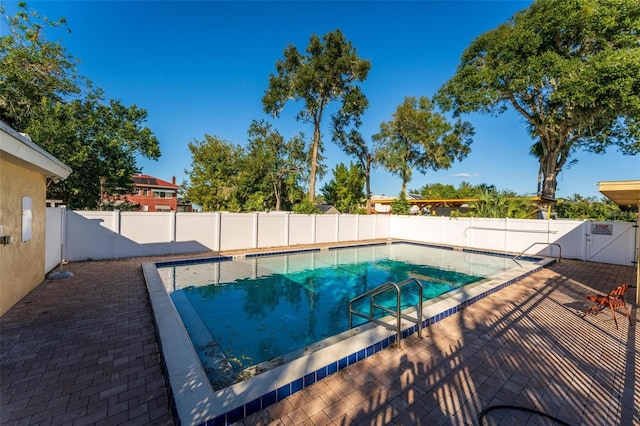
left=7, top=1, right=638, bottom=199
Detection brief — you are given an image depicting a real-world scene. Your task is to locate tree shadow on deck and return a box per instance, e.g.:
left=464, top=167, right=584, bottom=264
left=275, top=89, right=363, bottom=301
left=262, top=260, right=638, bottom=426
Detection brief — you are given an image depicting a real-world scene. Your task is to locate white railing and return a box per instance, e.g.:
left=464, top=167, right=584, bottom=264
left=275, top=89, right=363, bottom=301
left=46, top=209, right=637, bottom=268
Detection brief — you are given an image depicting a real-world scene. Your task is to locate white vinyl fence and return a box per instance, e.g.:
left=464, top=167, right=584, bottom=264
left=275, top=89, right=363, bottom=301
left=60, top=211, right=393, bottom=261
left=47, top=209, right=637, bottom=268
left=45, top=207, right=64, bottom=272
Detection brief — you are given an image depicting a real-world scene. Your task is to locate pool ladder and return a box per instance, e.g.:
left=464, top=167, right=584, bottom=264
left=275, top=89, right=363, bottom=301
left=348, top=278, right=424, bottom=349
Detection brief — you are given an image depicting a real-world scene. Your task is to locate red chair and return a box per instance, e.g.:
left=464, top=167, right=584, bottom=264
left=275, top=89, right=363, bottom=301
left=583, top=283, right=633, bottom=330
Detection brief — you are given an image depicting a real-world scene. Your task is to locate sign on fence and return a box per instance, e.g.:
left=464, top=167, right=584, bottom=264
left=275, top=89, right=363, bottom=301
left=591, top=223, right=613, bottom=235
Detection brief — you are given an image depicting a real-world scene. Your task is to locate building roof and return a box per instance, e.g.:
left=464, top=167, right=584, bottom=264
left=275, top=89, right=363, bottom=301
left=132, top=174, right=180, bottom=189
left=0, top=120, right=72, bottom=180
left=316, top=204, right=340, bottom=214
left=599, top=180, right=640, bottom=210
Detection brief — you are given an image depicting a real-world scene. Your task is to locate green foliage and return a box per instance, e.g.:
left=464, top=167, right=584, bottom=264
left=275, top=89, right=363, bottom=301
left=263, top=29, right=371, bottom=202
left=373, top=96, right=474, bottom=195
left=468, top=190, right=538, bottom=219
left=240, top=120, right=308, bottom=211
left=556, top=195, right=638, bottom=221
left=185, top=125, right=311, bottom=213
left=31, top=94, right=160, bottom=209
left=0, top=2, right=80, bottom=130
left=0, top=3, right=160, bottom=209
left=321, top=162, right=365, bottom=214
left=417, top=181, right=498, bottom=199
left=292, top=198, right=319, bottom=214
left=99, top=199, right=140, bottom=211
left=418, top=183, right=456, bottom=199
left=435, top=0, right=640, bottom=199
left=185, top=135, right=243, bottom=212
left=331, top=79, right=373, bottom=211
left=390, top=192, right=411, bottom=215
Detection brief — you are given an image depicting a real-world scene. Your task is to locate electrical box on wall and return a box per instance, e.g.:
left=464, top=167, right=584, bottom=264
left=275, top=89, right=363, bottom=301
left=0, top=225, right=10, bottom=244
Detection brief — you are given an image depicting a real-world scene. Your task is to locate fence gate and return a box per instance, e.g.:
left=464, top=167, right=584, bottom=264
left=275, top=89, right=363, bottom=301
left=585, top=221, right=638, bottom=266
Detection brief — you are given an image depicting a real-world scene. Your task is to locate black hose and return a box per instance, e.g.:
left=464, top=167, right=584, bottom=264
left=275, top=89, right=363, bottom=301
left=477, top=404, right=573, bottom=426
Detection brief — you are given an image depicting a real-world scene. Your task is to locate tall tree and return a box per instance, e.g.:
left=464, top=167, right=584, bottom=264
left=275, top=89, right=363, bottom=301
left=0, top=3, right=160, bottom=208
left=26, top=92, right=160, bottom=209
left=241, top=120, right=308, bottom=211
left=435, top=0, right=640, bottom=200
left=185, top=135, right=243, bottom=211
left=373, top=96, right=474, bottom=195
left=0, top=2, right=80, bottom=130
left=262, top=29, right=371, bottom=203
left=321, top=162, right=365, bottom=214
left=332, top=85, right=374, bottom=212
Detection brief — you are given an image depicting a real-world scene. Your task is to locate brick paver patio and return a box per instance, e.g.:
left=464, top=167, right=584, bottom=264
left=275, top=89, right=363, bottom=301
left=1, top=250, right=638, bottom=425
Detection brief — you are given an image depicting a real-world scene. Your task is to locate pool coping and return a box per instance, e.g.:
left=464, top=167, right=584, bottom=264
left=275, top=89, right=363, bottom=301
left=143, top=240, right=555, bottom=426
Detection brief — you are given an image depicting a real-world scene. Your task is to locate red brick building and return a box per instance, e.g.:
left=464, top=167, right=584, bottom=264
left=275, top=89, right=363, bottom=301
left=127, top=174, right=181, bottom=212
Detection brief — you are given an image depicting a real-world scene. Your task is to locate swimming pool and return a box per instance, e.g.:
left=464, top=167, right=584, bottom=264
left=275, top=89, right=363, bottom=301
left=144, top=241, right=551, bottom=425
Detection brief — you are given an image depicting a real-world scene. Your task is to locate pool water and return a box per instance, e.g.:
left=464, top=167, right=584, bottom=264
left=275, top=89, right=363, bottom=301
left=158, top=243, right=530, bottom=389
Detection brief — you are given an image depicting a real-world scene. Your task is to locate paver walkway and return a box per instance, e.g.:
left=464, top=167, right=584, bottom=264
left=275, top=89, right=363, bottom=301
left=1, top=252, right=638, bottom=425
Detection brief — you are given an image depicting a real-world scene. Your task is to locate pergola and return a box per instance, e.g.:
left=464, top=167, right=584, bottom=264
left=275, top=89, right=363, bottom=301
left=598, top=180, right=640, bottom=304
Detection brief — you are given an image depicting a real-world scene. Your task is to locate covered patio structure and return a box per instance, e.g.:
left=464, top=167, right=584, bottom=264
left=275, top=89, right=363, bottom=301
left=599, top=180, right=640, bottom=304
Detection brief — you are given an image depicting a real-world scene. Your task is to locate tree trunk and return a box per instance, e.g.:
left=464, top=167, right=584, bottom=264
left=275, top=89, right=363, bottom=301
left=540, top=145, right=559, bottom=200
left=309, top=123, right=321, bottom=203
left=541, top=172, right=558, bottom=200
left=365, top=154, right=372, bottom=213
left=274, top=180, right=281, bottom=211
left=538, top=133, right=570, bottom=200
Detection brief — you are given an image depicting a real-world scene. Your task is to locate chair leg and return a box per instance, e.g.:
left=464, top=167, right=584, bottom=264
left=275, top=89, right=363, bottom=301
left=608, top=302, right=619, bottom=330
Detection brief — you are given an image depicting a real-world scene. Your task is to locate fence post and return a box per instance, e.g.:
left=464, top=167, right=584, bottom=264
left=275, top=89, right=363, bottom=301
left=504, top=217, right=509, bottom=252
left=169, top=211, right=177, bottom=254
left=253, top=212, right=259, bottom=249
left=113, top=210, right=121, bottom=260
left=580, top=220, right=591, bottom=261
left=284, top=212, right=290, bottom=247
left=312, top=214, right=317, bottom=244
left=335, top=214, right=340, bottom=242
left=214, top=212, right=221, bottom=251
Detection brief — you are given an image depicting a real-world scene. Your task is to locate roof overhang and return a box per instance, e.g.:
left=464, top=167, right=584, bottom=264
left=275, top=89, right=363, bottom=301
left=0, top=121, right=72, bottom=180
left=598, top=180, right=640, bottom=210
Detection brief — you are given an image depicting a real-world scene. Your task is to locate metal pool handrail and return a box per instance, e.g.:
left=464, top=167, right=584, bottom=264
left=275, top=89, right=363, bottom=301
left=514, top=242, right=562, bottom=262
left=348, top=278, right=424, bottom=349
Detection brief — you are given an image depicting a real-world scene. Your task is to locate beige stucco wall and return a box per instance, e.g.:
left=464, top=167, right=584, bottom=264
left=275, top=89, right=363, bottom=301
left=0, top=157, right=46, bottom=316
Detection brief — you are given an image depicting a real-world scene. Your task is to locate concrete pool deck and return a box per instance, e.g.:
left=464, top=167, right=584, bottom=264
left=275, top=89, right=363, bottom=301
left=1, top=244, right=638, bottom=425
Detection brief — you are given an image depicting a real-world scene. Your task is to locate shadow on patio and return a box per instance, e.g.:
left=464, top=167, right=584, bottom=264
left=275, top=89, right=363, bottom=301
left=243, top=260, right=638, bottom=426
left=1, top=256, right=637, bottom=426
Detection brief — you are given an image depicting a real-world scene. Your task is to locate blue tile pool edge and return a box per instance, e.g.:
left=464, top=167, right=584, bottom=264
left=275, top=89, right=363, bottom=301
left=154, top=239, right=544, bottom=269
left=143, top=243, right=554, bottom=426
